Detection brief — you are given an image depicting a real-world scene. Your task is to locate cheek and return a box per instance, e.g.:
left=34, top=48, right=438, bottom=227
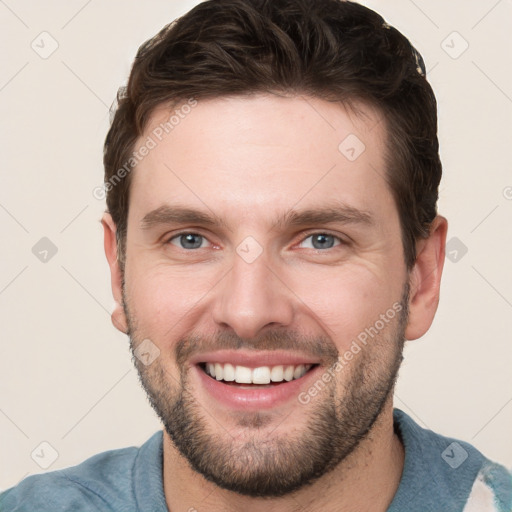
left=124, top=264, right=213, bottom=338
left=288, top=265, right=399, bottom=350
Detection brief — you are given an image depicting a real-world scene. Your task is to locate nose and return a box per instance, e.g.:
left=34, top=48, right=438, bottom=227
left=211, top=248, right=295, bottom=339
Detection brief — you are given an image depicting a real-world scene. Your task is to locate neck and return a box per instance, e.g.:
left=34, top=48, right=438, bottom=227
left=162, top=401, right=404, bottom=512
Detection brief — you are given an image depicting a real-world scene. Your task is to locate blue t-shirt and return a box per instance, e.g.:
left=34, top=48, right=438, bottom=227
left=1, top=409, right=511, bottom=511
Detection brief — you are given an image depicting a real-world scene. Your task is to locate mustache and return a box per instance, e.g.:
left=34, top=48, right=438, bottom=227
left=175, top=329, right=339, bottom=368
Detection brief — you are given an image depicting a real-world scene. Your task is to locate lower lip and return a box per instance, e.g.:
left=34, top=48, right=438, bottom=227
left=194, top=364, right=321, bottom=411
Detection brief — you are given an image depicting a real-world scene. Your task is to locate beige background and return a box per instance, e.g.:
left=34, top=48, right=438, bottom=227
left=1, top=0, right=511, bottom=491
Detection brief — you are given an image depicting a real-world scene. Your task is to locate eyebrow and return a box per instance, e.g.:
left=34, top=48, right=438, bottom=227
left=141, top=205, right=229, bottom=231
left=140, top=203, right=374, bottom=232
left=271, top=204, right=374, bottom=230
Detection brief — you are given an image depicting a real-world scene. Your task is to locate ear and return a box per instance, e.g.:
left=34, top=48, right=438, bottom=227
left=405, top=215, right=448, bottom=340
left=101, top=213, right=128, bottom=334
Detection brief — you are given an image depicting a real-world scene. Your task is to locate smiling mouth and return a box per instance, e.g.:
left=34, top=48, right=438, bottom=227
left=198, top=362, right=319, bottom=387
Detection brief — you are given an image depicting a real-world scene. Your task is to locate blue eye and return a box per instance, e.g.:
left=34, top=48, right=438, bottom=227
left=167, top=232, right=343, bottom=252
left=299, top=233, right=342, bottom=250
left=169, top=233, right=209, bottom=249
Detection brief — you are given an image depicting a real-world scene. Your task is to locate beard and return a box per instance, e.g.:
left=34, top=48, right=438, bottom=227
left=124, top=282, right=409, bottom=498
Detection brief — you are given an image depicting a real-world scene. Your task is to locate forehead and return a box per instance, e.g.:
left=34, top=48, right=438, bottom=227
left=128, top=94, right=395, bottom=230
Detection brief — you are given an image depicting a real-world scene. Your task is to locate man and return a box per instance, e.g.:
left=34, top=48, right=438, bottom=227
left=1, top=0, right=511, bottom=510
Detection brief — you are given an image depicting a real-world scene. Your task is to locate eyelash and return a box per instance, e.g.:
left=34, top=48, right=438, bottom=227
left=166, top=231, right=347, bottom=252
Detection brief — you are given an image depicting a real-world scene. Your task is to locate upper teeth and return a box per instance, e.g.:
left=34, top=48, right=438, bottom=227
left=204, top=363, right=313, bottom=384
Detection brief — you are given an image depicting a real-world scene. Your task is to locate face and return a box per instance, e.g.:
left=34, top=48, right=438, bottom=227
left=118, top=94, right=412, bottom=497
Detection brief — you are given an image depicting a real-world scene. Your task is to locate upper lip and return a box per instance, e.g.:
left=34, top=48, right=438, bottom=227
left=189, top=350, right=321, bottom=368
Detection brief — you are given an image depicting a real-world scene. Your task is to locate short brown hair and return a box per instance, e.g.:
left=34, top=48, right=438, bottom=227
left=103, top=0, right=441, bottom=270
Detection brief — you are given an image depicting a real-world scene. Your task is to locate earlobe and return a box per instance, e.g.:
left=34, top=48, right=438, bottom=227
left=111, top=305, right=128, bottom=334
left=101, top=213, right=128, bottom=334
left=404, top=215, right=448, bottom=341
